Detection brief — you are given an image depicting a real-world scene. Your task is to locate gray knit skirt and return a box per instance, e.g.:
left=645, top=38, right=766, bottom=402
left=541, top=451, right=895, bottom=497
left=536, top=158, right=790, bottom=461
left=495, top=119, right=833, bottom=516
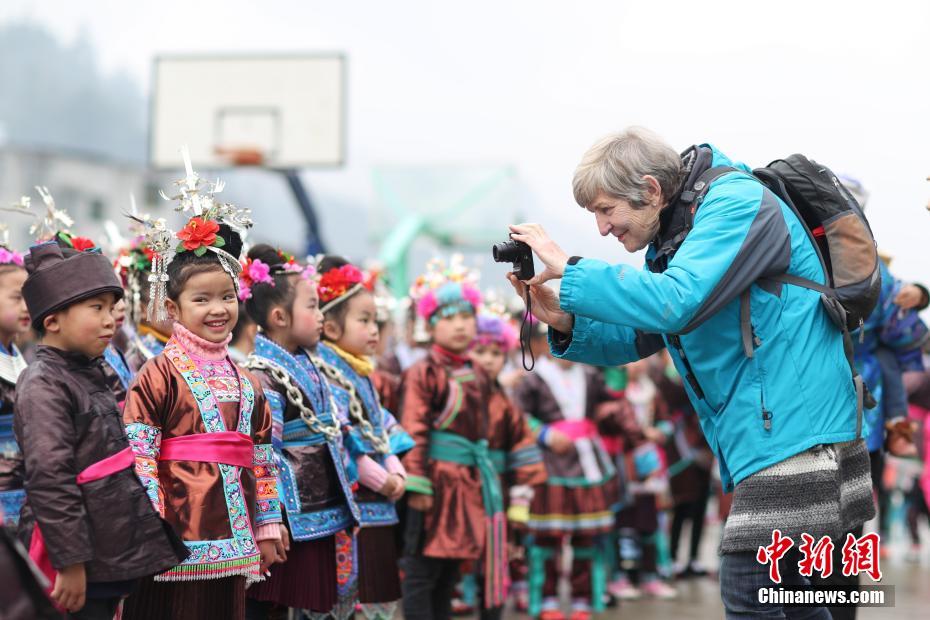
left=720, top=439, right=875, bottom=554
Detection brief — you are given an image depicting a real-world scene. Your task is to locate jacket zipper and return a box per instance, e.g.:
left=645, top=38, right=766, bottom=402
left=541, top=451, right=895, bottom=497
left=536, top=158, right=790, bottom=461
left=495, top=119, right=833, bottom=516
left=753, top=324, right=772, bottom=431
left=668, top=334, right=705, bottom=401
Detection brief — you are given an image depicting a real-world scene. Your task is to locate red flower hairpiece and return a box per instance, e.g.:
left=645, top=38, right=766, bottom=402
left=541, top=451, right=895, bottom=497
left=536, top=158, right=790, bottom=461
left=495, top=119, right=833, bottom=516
left=57, top=231, right=97, bottom=252
left=317, top=264, right=373, bottom=305
left=176, top=217, right=223, bottom=256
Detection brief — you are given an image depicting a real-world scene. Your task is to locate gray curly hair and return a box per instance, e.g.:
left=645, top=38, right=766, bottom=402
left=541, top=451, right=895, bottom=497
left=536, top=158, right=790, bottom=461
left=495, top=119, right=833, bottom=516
left=572, top=126, right=683, bottom=209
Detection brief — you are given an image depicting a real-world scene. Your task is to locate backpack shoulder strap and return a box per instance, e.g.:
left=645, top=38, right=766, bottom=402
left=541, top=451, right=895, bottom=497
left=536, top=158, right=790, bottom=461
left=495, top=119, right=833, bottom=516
left=656, top=165, right=740, bottom=261
left=764, top=273, right=832, bottom=296
left=681, top=165, right=739, bottom=212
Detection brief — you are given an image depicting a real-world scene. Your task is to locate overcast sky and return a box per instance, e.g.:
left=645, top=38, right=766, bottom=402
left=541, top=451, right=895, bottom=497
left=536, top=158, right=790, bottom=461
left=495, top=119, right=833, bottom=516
left=3, top=0, right=929, bottom=285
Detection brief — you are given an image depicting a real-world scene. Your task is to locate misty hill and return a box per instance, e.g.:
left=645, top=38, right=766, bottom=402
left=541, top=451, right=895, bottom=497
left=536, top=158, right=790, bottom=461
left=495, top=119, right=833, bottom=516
left=0, top=21, right=146, bottom=163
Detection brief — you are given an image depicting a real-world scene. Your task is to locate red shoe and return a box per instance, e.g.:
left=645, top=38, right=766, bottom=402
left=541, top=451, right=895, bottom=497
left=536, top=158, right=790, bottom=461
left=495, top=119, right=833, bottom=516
left=539, top=609, right=565, bottom=620
left=569, top=610, right=591, bottom=620
left=451, top=599, right=474, bottom=616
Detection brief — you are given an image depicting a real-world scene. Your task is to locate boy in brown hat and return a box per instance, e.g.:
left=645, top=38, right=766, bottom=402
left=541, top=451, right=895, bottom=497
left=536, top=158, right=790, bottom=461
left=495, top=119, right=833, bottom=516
left=14, top=241, right=186, bottom=619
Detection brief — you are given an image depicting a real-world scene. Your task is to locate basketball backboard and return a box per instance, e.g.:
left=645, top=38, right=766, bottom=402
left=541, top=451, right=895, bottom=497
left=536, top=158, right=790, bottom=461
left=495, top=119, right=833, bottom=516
left=149, top=54, right=346, bottom=169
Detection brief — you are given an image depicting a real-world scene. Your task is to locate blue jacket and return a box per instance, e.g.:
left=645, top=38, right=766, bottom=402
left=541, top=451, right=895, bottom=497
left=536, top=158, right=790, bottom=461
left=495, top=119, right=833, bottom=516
left=551, top=145, right=859, bottom=492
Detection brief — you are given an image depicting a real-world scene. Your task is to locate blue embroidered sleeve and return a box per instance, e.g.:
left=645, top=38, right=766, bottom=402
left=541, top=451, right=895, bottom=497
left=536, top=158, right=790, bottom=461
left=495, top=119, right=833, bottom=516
left=125, top=422, right=163, bottom=515
left=253, top=443, right=282, bottom=526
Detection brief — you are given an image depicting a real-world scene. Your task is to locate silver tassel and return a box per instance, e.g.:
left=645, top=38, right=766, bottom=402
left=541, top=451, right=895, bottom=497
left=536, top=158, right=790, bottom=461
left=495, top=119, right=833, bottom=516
left=147, top=253, right=170, bottom=324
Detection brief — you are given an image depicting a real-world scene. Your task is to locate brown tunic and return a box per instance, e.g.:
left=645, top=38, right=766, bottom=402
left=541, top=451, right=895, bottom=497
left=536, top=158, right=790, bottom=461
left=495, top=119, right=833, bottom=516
left=399, top=348, right=498, bottom=560
left=122, top=352, right=276, bottom=563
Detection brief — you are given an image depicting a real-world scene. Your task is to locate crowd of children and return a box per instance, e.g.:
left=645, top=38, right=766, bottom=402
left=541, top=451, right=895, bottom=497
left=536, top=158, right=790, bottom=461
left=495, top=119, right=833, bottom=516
left=2, top=162, right=930, bottom=620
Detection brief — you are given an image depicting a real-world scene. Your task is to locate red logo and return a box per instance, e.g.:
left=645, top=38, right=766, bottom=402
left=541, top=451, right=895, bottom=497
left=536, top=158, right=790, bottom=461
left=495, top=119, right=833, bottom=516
left=756, top=529, right=795, bottom=583
left=798, top=534, right=835, bottom=578
left=841, top=532, right=882, bottom=581
left=757, top=530, right=882, bottom=582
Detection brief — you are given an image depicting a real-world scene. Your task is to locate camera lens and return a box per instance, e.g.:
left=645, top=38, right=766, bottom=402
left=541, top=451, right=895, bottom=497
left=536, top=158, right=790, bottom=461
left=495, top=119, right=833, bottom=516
left=492, top=240, right=518, bottom=263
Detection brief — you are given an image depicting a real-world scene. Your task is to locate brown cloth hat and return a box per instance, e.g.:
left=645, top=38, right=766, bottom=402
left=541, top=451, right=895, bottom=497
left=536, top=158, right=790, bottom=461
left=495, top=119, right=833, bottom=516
left=22, top=241, right=124, bottom=330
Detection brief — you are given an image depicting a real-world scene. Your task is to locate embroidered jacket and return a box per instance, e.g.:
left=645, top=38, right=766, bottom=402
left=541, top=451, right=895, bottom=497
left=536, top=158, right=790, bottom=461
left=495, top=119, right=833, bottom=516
left=123, top=328, right=281, bottom=582
left=316, top=343, right=414, bottom=527
left=247, top=335, right=359, bottom=541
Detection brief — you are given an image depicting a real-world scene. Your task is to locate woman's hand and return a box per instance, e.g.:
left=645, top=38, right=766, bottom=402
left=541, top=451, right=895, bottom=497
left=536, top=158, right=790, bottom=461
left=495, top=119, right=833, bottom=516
left=507, top=274, right=574, bottom=334
left=508, top=223, right=569, bottom=286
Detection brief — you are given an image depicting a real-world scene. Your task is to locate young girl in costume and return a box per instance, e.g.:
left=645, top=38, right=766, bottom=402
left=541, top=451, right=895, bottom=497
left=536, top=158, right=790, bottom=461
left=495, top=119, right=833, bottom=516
left=314, top=255, right=414, bottom=620
left=461, top=310, right=547, bottom=617
left=121, top=166, right=283, bottom=620
left=241, top=245, right=361, bottom=620
left=512, top=331, right=621, bottom=620
left=399, top=257, right=531, bottom=620
left=0, top=233, right=29, bottom=529
left=610, top=358, right=678, bottom=601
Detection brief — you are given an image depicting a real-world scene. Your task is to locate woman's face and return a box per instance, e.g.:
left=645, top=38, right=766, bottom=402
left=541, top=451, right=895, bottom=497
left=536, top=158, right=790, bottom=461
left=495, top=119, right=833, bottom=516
left=585, top=188, right=664, bottom=253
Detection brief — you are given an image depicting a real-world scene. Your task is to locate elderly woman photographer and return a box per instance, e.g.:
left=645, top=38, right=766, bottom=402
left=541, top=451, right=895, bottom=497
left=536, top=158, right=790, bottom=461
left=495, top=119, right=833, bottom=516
left=508, top=127, right=874, bottom=619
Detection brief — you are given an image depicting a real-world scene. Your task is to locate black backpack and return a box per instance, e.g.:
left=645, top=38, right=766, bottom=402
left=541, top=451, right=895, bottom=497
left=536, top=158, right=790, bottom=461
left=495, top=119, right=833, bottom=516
left=675, top=152, right=881, bottom=426
left=753, top=155, right=881, bottom=333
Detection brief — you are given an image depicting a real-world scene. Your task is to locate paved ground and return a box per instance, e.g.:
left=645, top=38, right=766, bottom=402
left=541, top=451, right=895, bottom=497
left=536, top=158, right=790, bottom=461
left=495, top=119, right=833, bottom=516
left=597, top=561, right=926, bottom=619
left=502, top=496, right=930, bottom=619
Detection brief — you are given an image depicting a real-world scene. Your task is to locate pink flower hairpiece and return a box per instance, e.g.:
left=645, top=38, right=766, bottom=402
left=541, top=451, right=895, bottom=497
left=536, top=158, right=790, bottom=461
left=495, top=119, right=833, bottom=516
left=281, top=261, right=317, bottom=281
left=0, top=247, right=24, bottom=267
left=415, top=283, right=482, bottom=320
left=238, top=258, right=275, bottom=301
left=410, top=255, right=482, bottom=320
left=475, top=314, right=520, bottom=352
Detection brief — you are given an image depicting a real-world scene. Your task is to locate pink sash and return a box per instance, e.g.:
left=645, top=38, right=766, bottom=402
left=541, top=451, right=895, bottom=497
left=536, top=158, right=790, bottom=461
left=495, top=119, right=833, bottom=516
left=159, top=431, right=254, bottom=468
left=29, top=447, right=135, bottom=602
left=551, top=419, right=599, bottom=440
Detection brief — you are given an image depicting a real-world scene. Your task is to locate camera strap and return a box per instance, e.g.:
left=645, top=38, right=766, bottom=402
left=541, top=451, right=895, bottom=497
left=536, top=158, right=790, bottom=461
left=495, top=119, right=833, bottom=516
left=520, top=286, right=535, bottom=371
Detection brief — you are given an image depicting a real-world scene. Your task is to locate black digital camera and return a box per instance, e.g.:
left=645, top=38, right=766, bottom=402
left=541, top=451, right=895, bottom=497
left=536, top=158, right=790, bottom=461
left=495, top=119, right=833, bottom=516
left=492, top=236, right=535, bottom=281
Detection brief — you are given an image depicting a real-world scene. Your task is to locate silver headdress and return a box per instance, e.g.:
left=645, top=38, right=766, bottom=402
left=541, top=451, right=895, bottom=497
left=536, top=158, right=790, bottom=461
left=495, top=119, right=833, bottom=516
left=2, top=187, right=75, bottom=243
left=145, top=146, right=253, bottom=321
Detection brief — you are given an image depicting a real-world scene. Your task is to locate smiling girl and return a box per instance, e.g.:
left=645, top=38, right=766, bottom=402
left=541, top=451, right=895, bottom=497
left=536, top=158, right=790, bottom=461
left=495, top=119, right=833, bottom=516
left=240, top=245, right=361, bottom=619
left=121, top=176, right=282, bottom=620
left=314, top=256, right=414, bottom=619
